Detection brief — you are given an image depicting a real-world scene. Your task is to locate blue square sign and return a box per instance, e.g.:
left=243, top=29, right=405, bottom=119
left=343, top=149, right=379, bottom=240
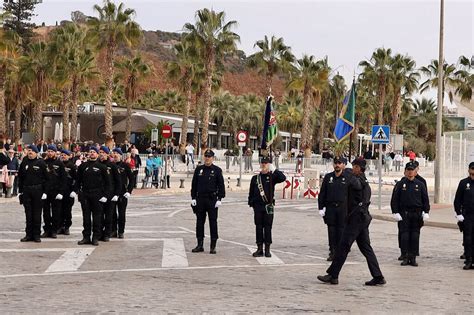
left=371, top=125, right=390, bottom=144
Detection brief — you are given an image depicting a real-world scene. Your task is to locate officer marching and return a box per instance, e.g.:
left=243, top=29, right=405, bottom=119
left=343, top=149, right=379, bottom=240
left=111, top=148, right=134, bottom=238
left=453, top=162, right=474, bottom=270
left=18, top=145, right=48, bottom=243
left=318, top=157, right=350, bottom=261
left=190, top=149, right=225, bottom=254
left=248, top=155, right=286, bottom=257
left=58, top=149, right=77, bottom=235
left=391, top=161, right=430, bottom=266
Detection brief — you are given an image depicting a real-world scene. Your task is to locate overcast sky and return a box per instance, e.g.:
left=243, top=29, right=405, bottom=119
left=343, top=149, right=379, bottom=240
left=27, top=0, right=473, bottom=85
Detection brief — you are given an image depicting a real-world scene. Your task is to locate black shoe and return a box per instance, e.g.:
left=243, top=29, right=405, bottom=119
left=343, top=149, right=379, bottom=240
left=192, top=239, right=204, bottom=253
left=78, top=238, right=91, bottom=245
left=118, top=233, right=124, bottom=239
left=463, top=259, right=472, bottom=270
left=317, top=274, right=339, bottom=285
left=102, top=236, right=110, bottom=242
left=327, top=253, right=334, bottom=261
left=57, top=228, right=65, bottom=235
left=20, top=236, right=32, bottom=242
left=398, top=254, right=406, bottom=261
left=50, top=233, right=57, bottom=239
left=252, top=244, right=264, bottom=257
left=365, top=277, right=386, bottom=286
left=33, top=237, right=41, bottom=243
left=41, top=232, right=50, bottom=238
left=264, top=243, right=272, bottom=258
left=460, top=254, right=466, bottom=260
left=401, top=257, right=409, bottom=266
left=64, top=228, right=70, bottom=236
left=210, top=240, right=217, bottom=254
left=409, top=257, right=418, bottom=267
left=91, top=238, right=99, bottom=246
left=110, top=231, right=118, bottom=238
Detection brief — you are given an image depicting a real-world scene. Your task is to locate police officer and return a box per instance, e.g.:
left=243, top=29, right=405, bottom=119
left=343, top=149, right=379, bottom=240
left=58, top=149, right=77, bottom=235
left=42, top=144, right=66, bottom=238
left=18, top=145, right=48, bottom=242
left=112, top=148, right=134, bottom=239
left=190, top=149, right=225, bottom=254
left=318, top=157, right=350, bottom=261
left=453, top=162, right=474, bottom=270
left=76, top=147, right=111, bottom=246
left=99, top=146, right=121, bottom=241
left=391, top=161, right=430, bottom=266
left=318, top=158, right=385, bottom=286
left=248, top=155, right=286, bottom=257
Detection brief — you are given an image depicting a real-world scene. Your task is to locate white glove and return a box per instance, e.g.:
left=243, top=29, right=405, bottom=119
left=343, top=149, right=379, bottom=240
left=269, top=164, right=276, bottom=172
left=18, top=193, right=22, bottom=198
left=319, top=208, right=326, bottom=217
left=393, top=213, right=403, bottom=221
left=422, top=212, right=429, bottom=220
left=124, top=192, right=131, bottom=199
left=215, top=200, right=222, bottom=208
left=41, top=193, right=47, bottom=200
left=191, top=199, right=197, bottom=207
left=456, top=214, right=465, bottom=222
left=55, top=194, right=63, bottom=200
left=99, top=197, right=107, bottom=203
left=111, top=195, right=119, bottom=202
left=69, top=191, right=77, bottom=199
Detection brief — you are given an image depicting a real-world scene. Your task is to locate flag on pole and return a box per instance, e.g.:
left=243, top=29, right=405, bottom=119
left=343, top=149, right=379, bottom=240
left=261, top=96, right=278, bottom=149
left=334, top=82, right=356, bottom=142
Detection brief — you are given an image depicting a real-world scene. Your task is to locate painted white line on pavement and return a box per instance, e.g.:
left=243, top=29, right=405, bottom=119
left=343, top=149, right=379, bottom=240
left=167, top=208, right=190, bottom=218
left=72, top=210, right=172, bottom=218
left=45, top=248, right=95, bottom=273
left=162, top=238, right=188, bottom=268
left=246, top=246, right=284, bottom=265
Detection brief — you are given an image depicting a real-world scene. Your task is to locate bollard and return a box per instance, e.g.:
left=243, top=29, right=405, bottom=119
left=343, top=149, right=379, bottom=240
left=237, top=178, right=241, bottom=187
left=179, top=179, right=185, bottom=188
left=227, top=177, right=230, bottom=189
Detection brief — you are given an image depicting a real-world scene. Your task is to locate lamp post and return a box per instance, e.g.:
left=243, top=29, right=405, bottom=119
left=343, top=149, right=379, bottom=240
left=434, top=0, right=444, bottom=203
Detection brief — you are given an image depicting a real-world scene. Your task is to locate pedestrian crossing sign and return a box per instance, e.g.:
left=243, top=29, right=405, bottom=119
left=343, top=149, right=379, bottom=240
left=371, top=125, right=390, bottom=144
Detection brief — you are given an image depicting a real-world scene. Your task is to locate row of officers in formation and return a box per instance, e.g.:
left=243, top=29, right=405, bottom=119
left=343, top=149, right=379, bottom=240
left=14, top=144, right=134, bottom=245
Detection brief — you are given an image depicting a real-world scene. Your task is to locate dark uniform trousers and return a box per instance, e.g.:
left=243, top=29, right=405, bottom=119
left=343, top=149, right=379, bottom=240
left=80, top=191, right=103, bottom=239
left=325, top=205, right=346, bottom=253
left=23, top=185, right=43, bottom=239
left=327, top=209, right=383, bottom=279
left=196, top=195, right=218, bottom=240
left=102, top=200, right=116, bottom=237
left=463, top=213, right=474, bottom=259
left=253, top=206, right=274, bottom=244
left=60, top=196, right=74, bottom=230
left=114, top=196, right=128, bottom=234
left=43, top=192, right=62, bottom=234
left=400, top=209, right=423, bottom=257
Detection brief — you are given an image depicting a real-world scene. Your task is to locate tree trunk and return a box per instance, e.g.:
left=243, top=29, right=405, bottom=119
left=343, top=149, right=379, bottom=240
left=62, top=89, right=70, bottom=149
left=352, top=114, right=360, bottom=158
left=180, top=78, right=192, bottom=148
left=125, top=101, right=132, bottom=142
left=265, top=71, right=273, bottom=96
left=193, top=95, right=201, bottom=155
left=104, top=43, right=116, bottom=148
left=390, top=88, right=401, bottom=133
left=377, top=76, right=386, bottom=125
left=200, top=50, right=215, bottom=153
left=216, top=120, right=222, bottom=150
left=70, top=76, right=79, bottom=142
left=318, top=99, right=327, bottom=154
left=14, top=99, right=22, bottom=143
left=34, top=102, right=42, bottom=142
left=300, top=82, right=312, bottom=157
left=0, top=65, right=6, bottom=138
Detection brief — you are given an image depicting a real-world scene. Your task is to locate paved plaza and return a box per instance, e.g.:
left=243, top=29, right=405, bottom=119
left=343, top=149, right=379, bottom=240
left=0, top=191, right=471, bottom=313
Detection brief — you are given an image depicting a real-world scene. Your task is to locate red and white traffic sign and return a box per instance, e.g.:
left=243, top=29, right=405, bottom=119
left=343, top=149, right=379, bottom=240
left=236, top=130, right=248, bottom=143
left=162, top=125, right=172, bottom=139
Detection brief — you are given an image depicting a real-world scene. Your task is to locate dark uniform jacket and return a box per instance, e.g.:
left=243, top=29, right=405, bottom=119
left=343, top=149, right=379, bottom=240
left=318, top=170, right=353, bottom=210
left=0, top=152, right=10, bottom=167
left=115, top=161, right=134, bottom=195
left=44, top=157, right=67, bottom=195
left=454, top=177, right=474, bottom=216
left=75, top=159, right=111, bottom=195
left=100, top=159, right=122, bottom=199
left=63, top=159, right=77, bottom=195
left=191, top=164, right=225, bottom=200
left=391, top=177, right=430, bottom=214
left=18, top=157, right=47, bottom=193
left=248, top=170, right=286, bottom=208
left=415, top=174, right=427, bottom=189
left=347, top=174, right=370, bottom=215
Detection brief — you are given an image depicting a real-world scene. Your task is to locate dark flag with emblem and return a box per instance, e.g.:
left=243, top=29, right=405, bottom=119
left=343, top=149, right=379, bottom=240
left=261, top=96, right=278, bottom=150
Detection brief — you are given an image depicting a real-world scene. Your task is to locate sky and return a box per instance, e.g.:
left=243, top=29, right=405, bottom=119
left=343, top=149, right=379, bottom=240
left=23, top=0, right=474, bottom=86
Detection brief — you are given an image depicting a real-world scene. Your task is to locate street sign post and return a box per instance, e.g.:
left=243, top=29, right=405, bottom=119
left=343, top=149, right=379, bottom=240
left=162, top=125, right=172, bottom=190
left=372, top=125, right=390, bottom=211
left=236, top=131, right=248, bottom=187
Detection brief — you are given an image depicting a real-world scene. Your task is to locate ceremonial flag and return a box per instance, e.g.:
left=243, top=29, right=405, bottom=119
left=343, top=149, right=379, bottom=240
left=261, top=96, right=278, bottom=149
left=334, top=82, right=356, bottom=142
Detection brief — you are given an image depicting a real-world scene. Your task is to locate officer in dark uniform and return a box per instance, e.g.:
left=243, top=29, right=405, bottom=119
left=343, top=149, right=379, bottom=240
left=318, top=157, right=350, bottom=261
left=58, top=149, right=77, bottom=235
left=112, top=148, right=134, bottom=239
left=42, top=144, right=66, bottom=238
left=191, top=149, right=225, bottom=254
left=391, top=161, right=430, bottom=266
left=76, top=147, right=111, bottom=246
left=18, top=145, right=48, bottom=242
left=99, top=146, right=121, bottom=241
left=248, top=155, right=286, bottom=257
left=454, top=162, right=474, bottom=270
left=318, top=158, right=386, bottom=286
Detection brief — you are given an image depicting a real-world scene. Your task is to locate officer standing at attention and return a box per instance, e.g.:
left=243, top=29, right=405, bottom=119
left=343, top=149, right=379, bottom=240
left=76, top=147, right=111, bottom=246
left=391, top=161, right=430, bottom=267
left=453, top=162, right=474, bottom=270
left=99, top=146, right=121, bottom=241
left=318, top=158, right=386, bottom=286
left=248, top=155, right=286, bottom=257
left=318, top=157, right=350, bottom=261
left=191, top=149, right=225, bottom=254
left=18, top=145, right=48, bottom=242
left=58, top=149, right=77, bottom=235
left=112, top=148, right=134, bottom=239
left=42, top=144, right=66, bottom=238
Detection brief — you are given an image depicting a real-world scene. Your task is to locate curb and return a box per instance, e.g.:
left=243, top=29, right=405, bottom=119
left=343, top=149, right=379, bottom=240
left=371, top=214, right=458, bottom=230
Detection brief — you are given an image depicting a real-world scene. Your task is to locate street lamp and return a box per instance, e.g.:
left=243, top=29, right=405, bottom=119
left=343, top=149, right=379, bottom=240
left=434, top=0, right=444, bottom=203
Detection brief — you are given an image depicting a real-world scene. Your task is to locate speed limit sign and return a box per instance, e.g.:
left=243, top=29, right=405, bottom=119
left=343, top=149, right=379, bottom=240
left=236, top=130, right=248, bottom=142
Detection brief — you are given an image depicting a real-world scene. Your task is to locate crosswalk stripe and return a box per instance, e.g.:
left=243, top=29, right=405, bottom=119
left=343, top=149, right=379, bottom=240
left=162, top=238, right=188, bottom=268
left=246, top=246, right=284, bottom=265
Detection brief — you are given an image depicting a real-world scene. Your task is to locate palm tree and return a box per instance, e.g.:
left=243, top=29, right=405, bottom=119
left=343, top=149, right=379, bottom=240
left=247, top=35, right=295, bottom=95
left=210, top=90, right=234, bottom=149
left=389, top=54, right=419, bottom=133
left=157, top=90, right=185, bottom=113
left=287, top=55, right=329, bottom=157
left=419, top=59, right=458, bottom=104
left=276, top=92, right=303, bottom=150
left=116, top=54, right=151, bottom=141
left=359, top=48, right=393, bottom=125
left=322, top=74, right=346, bottom=151
left=454, top=55, right=473, bottom=102
left=183, top=8, right=240, bottom=152
left=87, top=0, right=142, bottom=146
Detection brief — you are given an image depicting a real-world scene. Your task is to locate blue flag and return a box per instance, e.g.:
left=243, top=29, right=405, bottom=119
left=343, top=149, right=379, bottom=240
left=334, top=83, right=356, bottom=142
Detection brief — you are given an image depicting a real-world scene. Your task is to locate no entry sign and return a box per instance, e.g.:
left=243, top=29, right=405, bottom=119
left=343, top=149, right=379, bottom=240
left=162, top=125, right=172, bottom=139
